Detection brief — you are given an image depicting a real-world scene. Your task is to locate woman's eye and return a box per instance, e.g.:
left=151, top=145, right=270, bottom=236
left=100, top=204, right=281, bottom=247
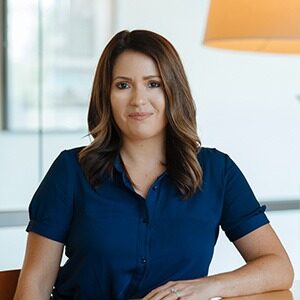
left=148, top=81, right=161, bottom=88
left=116, top=82, right=129, bottom=89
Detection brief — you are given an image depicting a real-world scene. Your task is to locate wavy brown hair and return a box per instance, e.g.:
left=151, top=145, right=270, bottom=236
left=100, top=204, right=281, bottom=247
left=79, top=29, right=203, bottom=199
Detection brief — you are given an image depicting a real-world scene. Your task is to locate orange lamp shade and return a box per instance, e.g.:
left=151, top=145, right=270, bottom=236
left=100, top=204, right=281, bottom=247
left=203, top=0, right=300, bottom=54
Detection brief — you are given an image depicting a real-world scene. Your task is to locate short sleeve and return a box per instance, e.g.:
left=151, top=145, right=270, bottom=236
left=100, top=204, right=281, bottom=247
left=26, top=150, right=74, bottom=243
left=220, top=154, right=269, bottom=242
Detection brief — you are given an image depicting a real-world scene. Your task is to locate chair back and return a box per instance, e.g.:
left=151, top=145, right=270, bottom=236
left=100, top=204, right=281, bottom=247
left=0, top=269, right=20, bottom=300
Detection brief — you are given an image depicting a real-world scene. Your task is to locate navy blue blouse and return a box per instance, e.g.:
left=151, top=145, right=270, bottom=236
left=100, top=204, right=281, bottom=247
left=26, top=147, right=269, bottom=300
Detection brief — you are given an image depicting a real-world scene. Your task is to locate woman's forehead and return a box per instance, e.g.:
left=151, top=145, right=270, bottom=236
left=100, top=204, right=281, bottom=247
left=112, top=50, right=160, bottom=78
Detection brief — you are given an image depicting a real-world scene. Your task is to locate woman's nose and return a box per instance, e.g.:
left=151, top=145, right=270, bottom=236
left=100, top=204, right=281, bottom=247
left=130, top=87, right=147, bottom=106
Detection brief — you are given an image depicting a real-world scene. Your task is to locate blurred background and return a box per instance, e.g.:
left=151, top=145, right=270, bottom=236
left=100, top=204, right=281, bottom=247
left=0, top=0, right=299, bottom=279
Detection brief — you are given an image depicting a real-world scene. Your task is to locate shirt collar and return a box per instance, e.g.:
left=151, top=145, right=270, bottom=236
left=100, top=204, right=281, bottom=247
left=113, top=152, right=168, bottom=177
left=113, top=153, right=124, bottom=173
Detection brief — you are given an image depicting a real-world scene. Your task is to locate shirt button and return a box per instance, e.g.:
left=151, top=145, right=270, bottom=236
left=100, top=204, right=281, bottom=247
left=153, top=185, right=158, bottom=191
left=141, top=257, right=147, bottom=264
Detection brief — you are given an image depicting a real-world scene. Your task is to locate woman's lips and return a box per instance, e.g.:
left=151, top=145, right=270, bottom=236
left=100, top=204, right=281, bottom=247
left=128, top=112, right=153, bottom=120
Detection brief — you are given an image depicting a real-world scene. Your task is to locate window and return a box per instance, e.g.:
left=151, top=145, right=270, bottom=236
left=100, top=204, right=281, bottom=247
left=5, top=0, right=112, bottom=131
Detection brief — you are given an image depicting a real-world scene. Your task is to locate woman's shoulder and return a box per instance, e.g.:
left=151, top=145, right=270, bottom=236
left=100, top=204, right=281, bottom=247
left=59, top=146, right=85, bottom=159
left=53, top=146, right=85, bottom=171
left=196, top=146, right=233, bottom=185
left=197, top=146, right=228, bottom=166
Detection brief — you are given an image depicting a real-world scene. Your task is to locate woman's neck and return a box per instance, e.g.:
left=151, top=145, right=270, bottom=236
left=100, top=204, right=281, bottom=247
left=120, top=137, right=167, bottom=198
left=120, top=137, right=166, bottom=168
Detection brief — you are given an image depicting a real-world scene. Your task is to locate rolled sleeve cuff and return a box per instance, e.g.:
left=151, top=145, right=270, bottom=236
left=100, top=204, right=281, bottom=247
left=225, top=206, right=270, bottom=242
left=26, top=220, right=66, bottom=244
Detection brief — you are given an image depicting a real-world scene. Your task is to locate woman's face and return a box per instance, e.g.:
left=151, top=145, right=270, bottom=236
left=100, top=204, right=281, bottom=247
left=110, top=50, right=167, bottom=142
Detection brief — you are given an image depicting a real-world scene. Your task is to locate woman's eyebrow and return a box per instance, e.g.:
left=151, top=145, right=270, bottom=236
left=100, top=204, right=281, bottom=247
left=112, top=76, right=132, bottom=81
left=143, top=75, right=161, bottom=79
left=112, top=75, right=161, bottom=81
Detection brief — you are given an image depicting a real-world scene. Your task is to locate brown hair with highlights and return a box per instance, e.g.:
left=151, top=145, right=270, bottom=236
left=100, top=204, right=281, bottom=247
left=79, top=29, right=203, bottom=199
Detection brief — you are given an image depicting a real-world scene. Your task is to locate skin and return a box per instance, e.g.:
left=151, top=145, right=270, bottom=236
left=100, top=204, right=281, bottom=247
left=14, top=51, right=294, bottom=300
left=110, top=50, right=168, bottom=144
left=110, top=50, right=168, bottom=198
left=13, top=233, right=63, bottom=299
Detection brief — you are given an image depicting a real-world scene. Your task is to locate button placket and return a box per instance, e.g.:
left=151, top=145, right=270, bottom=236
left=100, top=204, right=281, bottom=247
left=138, top=175, right=165, bottom=281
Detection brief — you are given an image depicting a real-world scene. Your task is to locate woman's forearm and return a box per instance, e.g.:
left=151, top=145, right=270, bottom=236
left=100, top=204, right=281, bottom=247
left=14, top=233, right=63, bottom=300
left=203, top=254, right=294, bottom=299
left=14, top=282, right=52, bottom=300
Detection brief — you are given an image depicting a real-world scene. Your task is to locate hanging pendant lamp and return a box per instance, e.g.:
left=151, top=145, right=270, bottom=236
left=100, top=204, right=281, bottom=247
left=203, top=0, right=300, bottom=54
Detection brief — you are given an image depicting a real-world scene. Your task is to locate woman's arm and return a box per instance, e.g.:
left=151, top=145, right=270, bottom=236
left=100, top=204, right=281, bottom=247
left=14, top=232, right=64, bottom=300
left=205, top=223, right=294, bottom=297
left=142, top=224, right=294, bottom=300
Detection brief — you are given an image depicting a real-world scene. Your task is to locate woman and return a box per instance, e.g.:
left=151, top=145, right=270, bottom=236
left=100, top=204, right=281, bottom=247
left=14, top=30, right=294, bottom=300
